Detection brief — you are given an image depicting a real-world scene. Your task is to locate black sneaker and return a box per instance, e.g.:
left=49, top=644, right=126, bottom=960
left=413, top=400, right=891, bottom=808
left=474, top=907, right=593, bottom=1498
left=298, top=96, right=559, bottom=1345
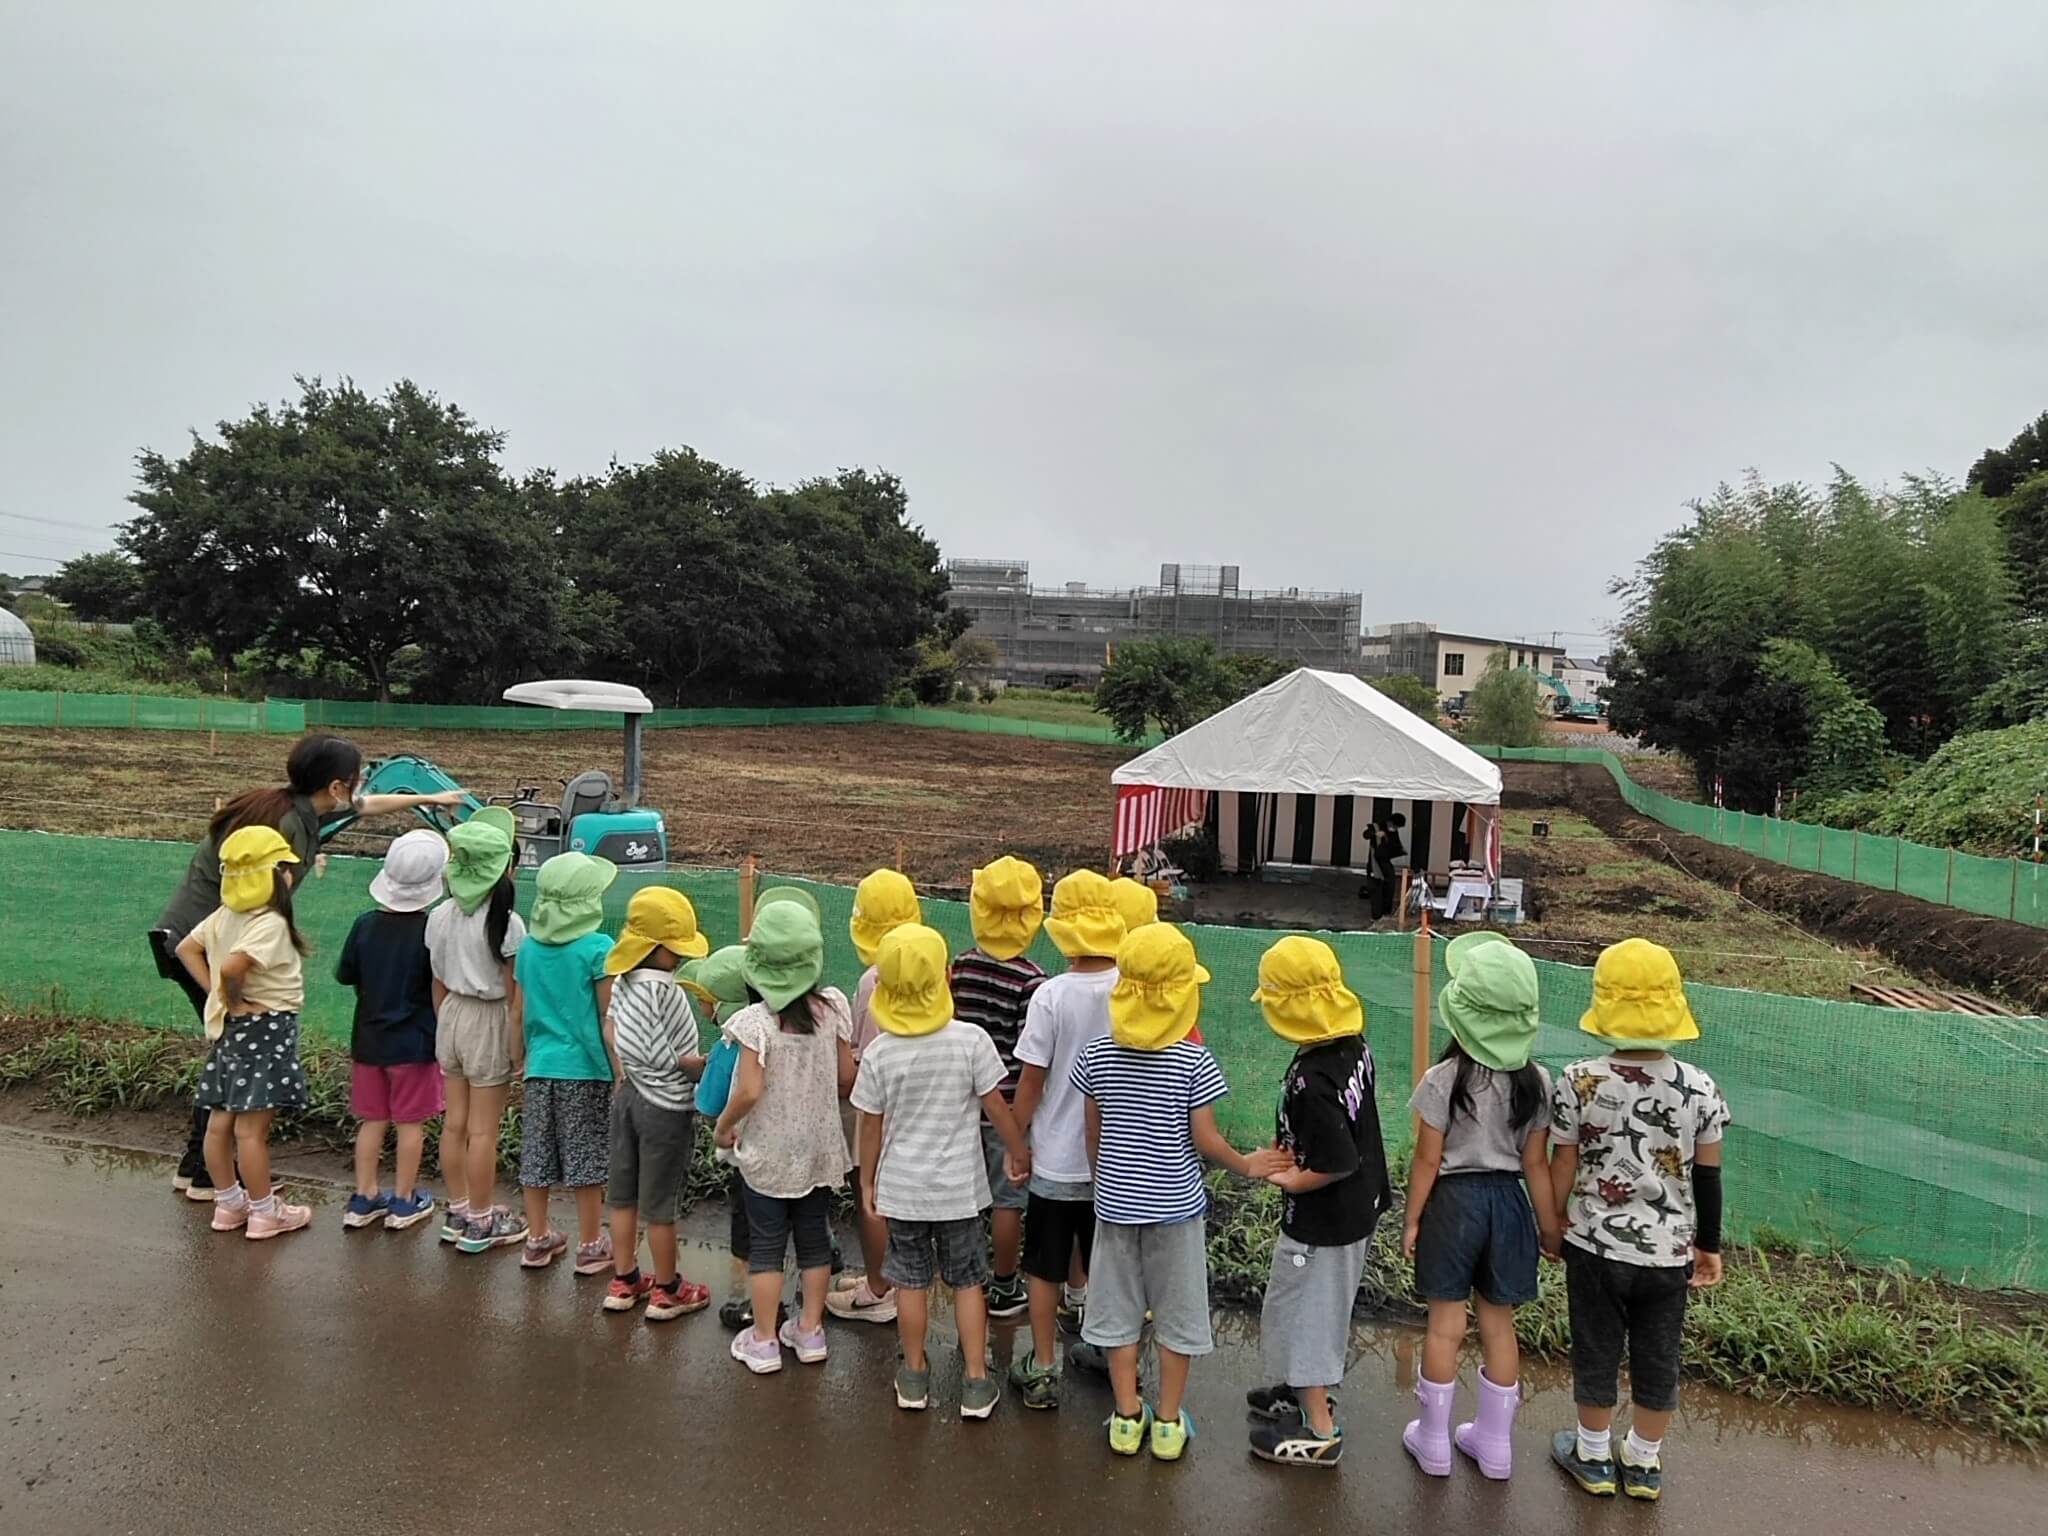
left=987, top=1273, right=1029, bottom=1319
left=1249, top=1419, right=1343, bottom=1468
left=718, top=1296, right=788, bottom=1333
left=1551, top=1431, right=1618, bottom=1497
left=1068, top=1340, right=1108, bottom=1374
left=1617, top=1443, right=1663, bottom=1501
left=1245, top=1384, right=1340, bottom=1421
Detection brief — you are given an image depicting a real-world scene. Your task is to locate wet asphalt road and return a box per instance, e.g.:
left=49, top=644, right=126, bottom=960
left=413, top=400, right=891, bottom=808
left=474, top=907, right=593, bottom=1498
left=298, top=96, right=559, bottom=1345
left=0, top=1128, right=2038, bottom=1535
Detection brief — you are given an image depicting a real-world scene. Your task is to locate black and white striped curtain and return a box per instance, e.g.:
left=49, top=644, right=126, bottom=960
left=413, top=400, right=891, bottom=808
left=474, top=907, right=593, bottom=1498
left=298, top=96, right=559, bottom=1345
left=1215, top=791, right=1480, bottom=875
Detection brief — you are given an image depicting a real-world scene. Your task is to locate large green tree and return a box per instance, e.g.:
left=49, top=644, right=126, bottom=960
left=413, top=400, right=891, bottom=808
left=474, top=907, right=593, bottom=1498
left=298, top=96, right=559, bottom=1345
left=45, top=551, right=143, bottom=622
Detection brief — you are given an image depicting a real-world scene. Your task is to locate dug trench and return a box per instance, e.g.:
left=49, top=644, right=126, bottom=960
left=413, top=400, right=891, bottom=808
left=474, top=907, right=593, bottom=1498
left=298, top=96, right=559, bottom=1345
left=1504, top=761, right=2048, bottom=1014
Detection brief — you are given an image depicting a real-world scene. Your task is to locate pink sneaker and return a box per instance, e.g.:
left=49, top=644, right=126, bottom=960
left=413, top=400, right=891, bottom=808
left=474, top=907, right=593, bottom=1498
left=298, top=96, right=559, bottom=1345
left=573, top=1235, right=614, bottom=1276
left=731, top=1325, right=784, bottom=1374
left=778, top=1317, right=829, bottom=1364
left=245, top=1197, right=312, bottom=1240
left=521, top=1231, right=568, bottom=1269
left=210, top=1198, right=249, bottom=1232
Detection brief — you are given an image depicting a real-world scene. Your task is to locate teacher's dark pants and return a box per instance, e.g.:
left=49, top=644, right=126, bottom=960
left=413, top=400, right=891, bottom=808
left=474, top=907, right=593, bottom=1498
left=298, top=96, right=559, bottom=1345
left=148, top=929, right=217, bottom=1185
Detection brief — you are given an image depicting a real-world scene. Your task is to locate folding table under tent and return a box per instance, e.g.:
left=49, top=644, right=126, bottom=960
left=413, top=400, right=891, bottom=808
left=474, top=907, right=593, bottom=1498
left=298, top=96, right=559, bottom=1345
left=1110, top=668, right=1504, bottom=877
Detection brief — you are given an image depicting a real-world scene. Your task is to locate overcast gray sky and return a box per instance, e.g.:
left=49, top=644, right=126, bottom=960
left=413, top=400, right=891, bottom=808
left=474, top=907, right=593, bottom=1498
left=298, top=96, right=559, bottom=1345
left=4, top=3, right=2045, bottom=646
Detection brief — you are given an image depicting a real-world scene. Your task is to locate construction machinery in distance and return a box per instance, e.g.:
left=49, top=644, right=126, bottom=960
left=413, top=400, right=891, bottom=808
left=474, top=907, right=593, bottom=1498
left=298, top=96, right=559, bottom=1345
left=325, top=679, right=670, bottom=870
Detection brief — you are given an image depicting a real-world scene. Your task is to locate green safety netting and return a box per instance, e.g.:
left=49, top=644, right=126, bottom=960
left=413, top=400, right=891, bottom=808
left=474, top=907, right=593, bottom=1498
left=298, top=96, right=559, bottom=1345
left=3, top=828, right=2042, bottom=1285
left=0, top=691, right=303, bottom=733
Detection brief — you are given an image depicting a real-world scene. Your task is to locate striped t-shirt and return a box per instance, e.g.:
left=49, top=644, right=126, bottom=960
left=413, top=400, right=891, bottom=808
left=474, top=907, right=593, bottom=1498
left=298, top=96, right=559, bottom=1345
left=1069, top=1037, right=1230, bottom=1224
left=950, top=948, right=1045, bottom=1099
left=610, top=968, right=701, bottom=1111
left=850, top=1020, right=1007, bottom=1221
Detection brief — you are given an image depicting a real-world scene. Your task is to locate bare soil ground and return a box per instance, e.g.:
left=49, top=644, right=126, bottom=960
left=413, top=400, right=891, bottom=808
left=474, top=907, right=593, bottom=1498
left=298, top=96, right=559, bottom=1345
left=1511, top=760, right=2048, bottom=1012
left=0, top=724, right=1126, bottom=886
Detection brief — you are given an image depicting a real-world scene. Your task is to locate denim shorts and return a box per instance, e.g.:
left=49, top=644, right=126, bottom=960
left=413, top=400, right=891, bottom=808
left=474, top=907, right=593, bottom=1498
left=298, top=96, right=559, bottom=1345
left=1412, top=1171, right=1539, bottom=1306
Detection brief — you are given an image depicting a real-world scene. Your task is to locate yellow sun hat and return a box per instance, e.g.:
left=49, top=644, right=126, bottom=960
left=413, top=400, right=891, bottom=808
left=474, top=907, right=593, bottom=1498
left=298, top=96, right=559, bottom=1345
left=1580, top=937, right=1700, bottom=1047
left=868, top=923, right=955, bottom=1038
left=1108, top=876, right=1159, bottom=934
left=1044, top=870, right=1127, bottom=960
left=605, top=886, right=711, bottom=975
left=219, top=825, right=300, bottom=913
left=1250, top=935, right=1364, bottom=1047
left=969, top=855, right=1045, bottom=961
left=1109, top=923, right=1211, bottom=1051
left=849, top=869, right=922, bottom=967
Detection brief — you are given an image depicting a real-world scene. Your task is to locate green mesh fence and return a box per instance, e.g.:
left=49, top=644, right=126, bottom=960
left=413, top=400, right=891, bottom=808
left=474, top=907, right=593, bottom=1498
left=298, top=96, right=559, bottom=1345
left=3, top=828, right=2042, bottom=1285
left=1477, top=745, right=2048, bottom=928
left=0, top=691, right=304, bottom=733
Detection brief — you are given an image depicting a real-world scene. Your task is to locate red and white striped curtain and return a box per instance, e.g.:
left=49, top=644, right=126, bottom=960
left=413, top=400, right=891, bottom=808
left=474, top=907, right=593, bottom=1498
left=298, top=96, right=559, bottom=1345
left=1113, top=785, right=1210, bottom=858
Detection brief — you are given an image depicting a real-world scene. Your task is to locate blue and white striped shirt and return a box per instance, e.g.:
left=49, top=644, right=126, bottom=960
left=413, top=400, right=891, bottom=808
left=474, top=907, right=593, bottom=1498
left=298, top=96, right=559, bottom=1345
left=1069, top=1036, right=1229, bottom=1224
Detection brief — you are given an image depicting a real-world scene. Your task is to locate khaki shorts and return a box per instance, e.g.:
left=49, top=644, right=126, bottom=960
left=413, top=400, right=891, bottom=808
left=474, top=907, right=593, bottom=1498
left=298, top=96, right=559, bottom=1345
left=436, top=993, right=515, bottom=1088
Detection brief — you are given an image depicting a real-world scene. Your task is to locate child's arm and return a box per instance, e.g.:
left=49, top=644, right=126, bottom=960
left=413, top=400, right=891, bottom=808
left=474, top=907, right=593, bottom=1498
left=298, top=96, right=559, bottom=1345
left=859, top=1110, right=884, bottom=1220
left=1402, top=1121, right=1446, bottom=1259
left=1549, top=1143, right=1580, bottom=1233
left=1085, top=1097, right=1101, bottom=1173
left=836, top=1036, right=857, bottom=1099
left=715, top=1046, right=765, bottom=1147
left=1011, top=1063, right=1048, bottom=1133
left=981, top=1088, right=1032, bottom=1185
left=506, top=978, right=525, bottom=1077
left=1265, top=1162, right=1340, bottom=1195
left=174, top=932, right=212, bottom=997
left=1190, top=1104, right=1257, bottom=1179
left=602, top=1011, right=622, bottom=1084
left=1690, top=1138, right=1725, bottom=1288
left=1522, top=1127, right=1561, bottom=1258
left=431, top=978, right=450, bottom=1013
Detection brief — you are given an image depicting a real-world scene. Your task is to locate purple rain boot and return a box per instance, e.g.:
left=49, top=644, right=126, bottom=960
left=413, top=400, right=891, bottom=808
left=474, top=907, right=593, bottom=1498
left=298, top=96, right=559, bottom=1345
left=1454, top=1369, right=1521, bottom=1479
left=1402, top=1375, right=1456, bottom=1477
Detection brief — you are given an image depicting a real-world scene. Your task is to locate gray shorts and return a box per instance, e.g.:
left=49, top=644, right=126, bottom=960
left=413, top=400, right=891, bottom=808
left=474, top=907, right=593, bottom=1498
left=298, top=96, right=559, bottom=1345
left=1081, top=1216, right=1213, bottom=1357
left=982, top=1120, right=1028, bottom=1212
left=1259, top=1233, right=1369, bottom=1389
left=884, top=1216, right=990, bottom=1291
left=605, top=1081, right=696, bottom=1216
left=436, top=993, right=515, bottom=1088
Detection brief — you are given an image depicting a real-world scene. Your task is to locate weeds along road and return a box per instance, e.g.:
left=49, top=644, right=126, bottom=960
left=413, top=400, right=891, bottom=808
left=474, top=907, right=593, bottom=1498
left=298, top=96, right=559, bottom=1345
left=0, top=1130, right=2037, bottom=1535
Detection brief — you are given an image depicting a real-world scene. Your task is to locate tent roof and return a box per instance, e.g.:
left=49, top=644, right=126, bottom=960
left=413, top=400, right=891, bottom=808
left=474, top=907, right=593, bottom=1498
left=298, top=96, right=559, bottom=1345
left=1111, top=668, right=1502, bottom=805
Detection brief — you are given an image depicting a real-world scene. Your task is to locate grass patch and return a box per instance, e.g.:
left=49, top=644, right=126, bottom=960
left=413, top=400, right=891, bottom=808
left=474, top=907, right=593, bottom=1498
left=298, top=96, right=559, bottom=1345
left=935, top=690, right=1111, bottom=728
left=8, top=1014, right=2044, bottom=1443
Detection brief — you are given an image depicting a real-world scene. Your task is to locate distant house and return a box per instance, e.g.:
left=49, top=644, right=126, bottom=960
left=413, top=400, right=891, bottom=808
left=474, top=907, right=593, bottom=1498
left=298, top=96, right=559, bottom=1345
left=1360, top=623, right=1566, bottom=702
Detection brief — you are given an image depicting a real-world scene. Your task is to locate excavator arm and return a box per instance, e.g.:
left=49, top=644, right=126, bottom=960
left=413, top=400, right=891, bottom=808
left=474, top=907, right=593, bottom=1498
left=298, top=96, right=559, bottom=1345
left=318, top=755, right=484, bottom=840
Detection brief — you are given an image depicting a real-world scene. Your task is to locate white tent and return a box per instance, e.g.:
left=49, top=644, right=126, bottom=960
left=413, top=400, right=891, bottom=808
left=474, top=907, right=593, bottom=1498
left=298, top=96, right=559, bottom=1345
left=1111, top=668, right=1502, bottom=876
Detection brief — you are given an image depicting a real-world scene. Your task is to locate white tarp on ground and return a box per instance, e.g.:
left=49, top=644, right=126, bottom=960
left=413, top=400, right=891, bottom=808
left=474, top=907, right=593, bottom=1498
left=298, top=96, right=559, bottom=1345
left=1110, top=668, right=1503, bottom=805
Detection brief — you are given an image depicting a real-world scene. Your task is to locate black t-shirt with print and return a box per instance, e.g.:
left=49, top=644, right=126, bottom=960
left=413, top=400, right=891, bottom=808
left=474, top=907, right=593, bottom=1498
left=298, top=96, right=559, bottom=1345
left=1273, top=1036, right=1393, bottom=1246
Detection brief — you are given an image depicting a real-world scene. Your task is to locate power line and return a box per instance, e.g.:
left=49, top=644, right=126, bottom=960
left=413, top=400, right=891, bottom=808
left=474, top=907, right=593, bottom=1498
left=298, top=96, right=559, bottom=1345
left=0, top=509, right=120, bottom=534
left=0, top=550, right=67, bottom=568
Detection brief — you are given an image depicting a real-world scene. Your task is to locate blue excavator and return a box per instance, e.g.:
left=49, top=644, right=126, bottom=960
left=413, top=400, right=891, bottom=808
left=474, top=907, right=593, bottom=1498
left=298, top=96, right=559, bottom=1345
left=327, top=679, right=668, bottom=870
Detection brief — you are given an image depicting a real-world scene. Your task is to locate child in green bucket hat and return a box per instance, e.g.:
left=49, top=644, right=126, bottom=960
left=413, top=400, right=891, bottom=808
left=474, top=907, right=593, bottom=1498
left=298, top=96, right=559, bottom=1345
left=713, top=901, right=856, bottom=1375
left=1401, top=931, right=1561, bottom=1484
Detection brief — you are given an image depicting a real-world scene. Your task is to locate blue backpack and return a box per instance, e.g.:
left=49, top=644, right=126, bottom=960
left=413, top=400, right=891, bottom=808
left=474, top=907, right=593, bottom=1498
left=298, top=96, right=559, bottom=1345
left=695, top=1033, right=741, bottom=1118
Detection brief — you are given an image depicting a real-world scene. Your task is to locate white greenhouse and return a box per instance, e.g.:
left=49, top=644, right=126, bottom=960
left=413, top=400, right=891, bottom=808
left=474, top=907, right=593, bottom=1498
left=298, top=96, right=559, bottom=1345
left=0, top=607, right=35, bottom=666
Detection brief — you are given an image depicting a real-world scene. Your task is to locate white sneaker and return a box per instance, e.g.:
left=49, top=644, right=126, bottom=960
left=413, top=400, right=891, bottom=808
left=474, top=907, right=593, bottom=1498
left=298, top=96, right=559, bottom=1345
left=825, top=1280, right=899, bottom=1324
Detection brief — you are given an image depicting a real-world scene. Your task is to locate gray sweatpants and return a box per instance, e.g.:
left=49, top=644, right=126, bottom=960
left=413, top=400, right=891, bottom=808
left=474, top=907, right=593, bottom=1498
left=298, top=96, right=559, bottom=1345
left=1259, top=1233, right=1370, bottom=1388
left=1081, top=1216, right=1213, bottom=1357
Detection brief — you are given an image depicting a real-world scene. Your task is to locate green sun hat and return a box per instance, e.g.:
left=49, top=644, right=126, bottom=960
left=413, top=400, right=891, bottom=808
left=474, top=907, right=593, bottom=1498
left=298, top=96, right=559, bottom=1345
left=446, top=818, right=515, bottom=914
left=1438, top=936, right=1540, bottom=1072
left=530, top=851, right=617, bottom=945
left=681, top=944, right=749, bottom=1007
left=742, top=900, right=826, bottom=1011
left=467, top=805, right=518, bottom=844
left=756, top=885, right=822, bottom=924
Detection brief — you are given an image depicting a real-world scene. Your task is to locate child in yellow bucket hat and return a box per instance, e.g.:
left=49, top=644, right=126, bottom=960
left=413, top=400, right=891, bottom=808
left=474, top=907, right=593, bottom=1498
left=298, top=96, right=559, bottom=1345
left=173, top=825, right=314, bottom=1241
left=1070, top=924, right=1264, bottom=1463
left=953, top=855, right=1050, bottom=1320
left=848, top=925, right=1031, bottom=1418
left=1006, top=870, right=1126, bottom=1407
left=1549, top=939, right=1730, bottom=1504
left=1400, top=931, right=1559, bottom=1484
left=1107, top=876, right=1159, bottom=934
left=599, top=888, right=715, bottom=1322
left=1241, top=936, right=1392, bottom=1469
left=827, top=869, right=924, bottom=1327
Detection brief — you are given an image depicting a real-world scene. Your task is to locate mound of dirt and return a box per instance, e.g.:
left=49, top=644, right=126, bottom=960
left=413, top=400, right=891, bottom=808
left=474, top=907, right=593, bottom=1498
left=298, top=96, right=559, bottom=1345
left=1506, top=763, right=2048, bottom=1013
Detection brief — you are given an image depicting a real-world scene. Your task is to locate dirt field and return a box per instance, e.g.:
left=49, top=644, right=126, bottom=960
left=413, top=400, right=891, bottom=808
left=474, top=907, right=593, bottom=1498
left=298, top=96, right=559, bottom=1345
left=0, top=725, right=1128, bottom=886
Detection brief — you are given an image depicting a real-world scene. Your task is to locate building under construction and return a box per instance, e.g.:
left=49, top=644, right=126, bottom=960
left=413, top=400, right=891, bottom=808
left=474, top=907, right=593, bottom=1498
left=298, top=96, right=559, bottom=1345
left=946, top=560, right=1362, bottom=688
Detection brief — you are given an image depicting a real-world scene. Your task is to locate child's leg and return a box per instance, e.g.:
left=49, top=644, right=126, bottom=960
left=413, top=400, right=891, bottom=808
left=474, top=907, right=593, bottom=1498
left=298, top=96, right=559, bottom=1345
left=1564, top=1245, right=1625, bottom=1440
left=991, top=1207, right=1023, bottom=1281
left=1420, top=1299, right=1467, bottom=1385
left=440, top=1076, right=470, bottom=1209
left=233, top=1111, right=276, bottom=1201
left=791, top=1187, right=833, bottom=1330
left=1151, top=1216, right=1215, bottom=1425
left=646, top=1221, right=678, bottom=1286
left=956, top=1283, right=990, bottom=1379
left=896, top=1286, right=932, bottom=1370
left=1027, top=1276, right=1060, bottom=1368
left=394, top=1121, right=426, bottom=1200
left=1156, top=1346, right=1192, bottom=1424
left=1108, top=1346, right=1144, bottom=1419
left=574, top=1185, right=604, bottom=1246
left=1473, top=1296, right=1521, bottom=1388
left=466, top=1080, right=510, bottom=1215
left=609, top=1204, right=641, bottom=1276
left=855, top=1169, right=891, bottom=1297
left=1619, top=1263, right=1691, bottom=1450
left=1298, top=1385, right=1335, bottom=1437
left=524, top=1186, right=553, bottom=1240
left=203, top=1110, right=238, bottom=1193
left=520, top=1080, right=555, bottom=1237
left=353, top=1119, right=390, bottom=1197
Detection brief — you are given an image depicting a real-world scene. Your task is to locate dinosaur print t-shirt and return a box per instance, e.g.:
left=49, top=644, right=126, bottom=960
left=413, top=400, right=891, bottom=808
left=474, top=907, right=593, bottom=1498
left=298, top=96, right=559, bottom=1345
left=1549, top=1054, right=1730, bottom=1269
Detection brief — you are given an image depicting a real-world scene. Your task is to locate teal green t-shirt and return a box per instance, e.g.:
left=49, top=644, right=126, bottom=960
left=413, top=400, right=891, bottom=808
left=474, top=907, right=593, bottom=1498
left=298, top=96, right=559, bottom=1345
left=515, top=932, right=615, bottom=1081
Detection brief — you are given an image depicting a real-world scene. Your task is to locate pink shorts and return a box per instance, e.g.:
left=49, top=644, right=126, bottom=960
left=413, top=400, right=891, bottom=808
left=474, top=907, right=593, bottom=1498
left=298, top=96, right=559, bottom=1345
left=351, top=1061, right=445, bottom=1124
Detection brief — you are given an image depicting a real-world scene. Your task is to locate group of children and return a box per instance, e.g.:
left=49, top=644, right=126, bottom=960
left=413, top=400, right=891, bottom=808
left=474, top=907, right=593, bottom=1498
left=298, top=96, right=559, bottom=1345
left=175, top=823, right=1729, bottom=1499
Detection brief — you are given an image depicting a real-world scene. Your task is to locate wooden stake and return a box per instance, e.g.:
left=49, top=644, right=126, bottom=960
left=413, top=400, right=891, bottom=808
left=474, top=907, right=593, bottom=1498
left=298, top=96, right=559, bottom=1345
left=739, top=854, right=757, bottom=937
left=1395, top=869, right=1411, bottom=932
left=1411, top=906, right=1433, bottom=1110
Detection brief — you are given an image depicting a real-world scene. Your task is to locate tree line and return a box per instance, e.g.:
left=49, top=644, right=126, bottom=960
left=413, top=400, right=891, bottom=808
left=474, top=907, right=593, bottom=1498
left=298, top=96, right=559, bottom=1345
left=47, top=377, right=955, bottom=705
left=1606, top=409, right=2048, bottom=812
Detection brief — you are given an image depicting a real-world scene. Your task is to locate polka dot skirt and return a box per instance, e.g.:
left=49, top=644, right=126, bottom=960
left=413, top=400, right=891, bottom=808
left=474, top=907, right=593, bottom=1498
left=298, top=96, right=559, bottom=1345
left=195, top=1011, right=311, bottom=1113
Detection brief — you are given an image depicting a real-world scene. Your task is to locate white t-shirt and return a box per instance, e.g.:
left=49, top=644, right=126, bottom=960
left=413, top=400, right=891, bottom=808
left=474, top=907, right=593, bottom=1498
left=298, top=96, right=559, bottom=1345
left=724, top=991, right=853, bottom=1200
left=424, top=901, right=526, bottom=1000
left=850, top=1020, right=1006, bottom=1221
left=1012, top=967, right=1116, bottom=1184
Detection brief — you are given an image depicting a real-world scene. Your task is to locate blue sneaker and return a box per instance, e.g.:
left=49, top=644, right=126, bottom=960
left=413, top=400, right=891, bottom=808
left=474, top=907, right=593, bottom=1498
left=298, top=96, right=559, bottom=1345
left=384, top=1190, right=437, bottom=1231
left=342, top=1191, right=389, bottom=1229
